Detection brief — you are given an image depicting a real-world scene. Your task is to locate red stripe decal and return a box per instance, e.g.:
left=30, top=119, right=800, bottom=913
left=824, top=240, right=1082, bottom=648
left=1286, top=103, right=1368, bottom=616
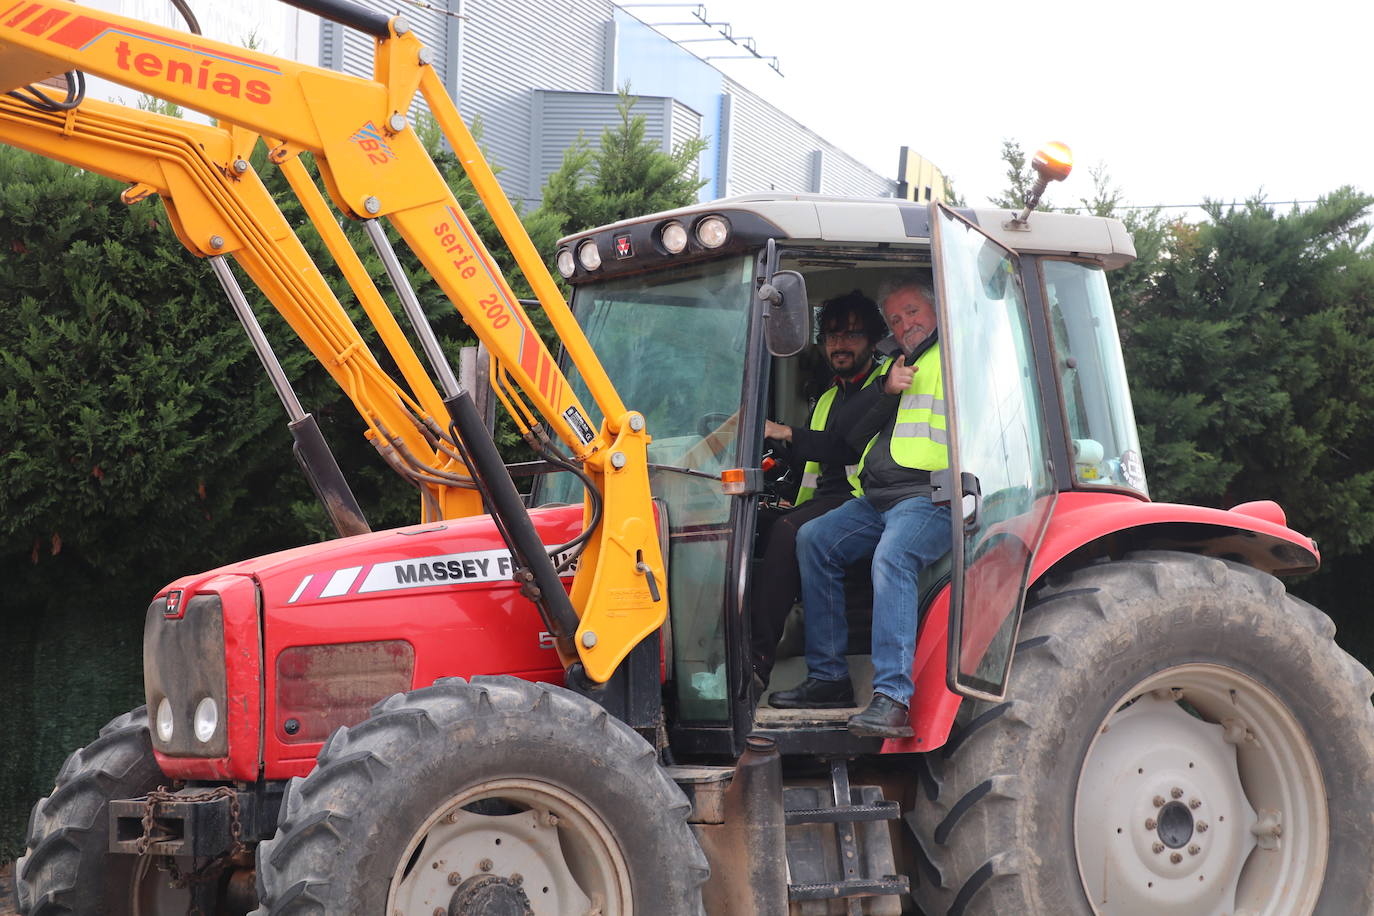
left=48, top=15, right=110, bottom=48
left=188, top=41, right=278, bottom=70
left=3, top=3, right=40, bottom=28
left=42, top=16, right=281, bottom=73
left=537, top=354, right=551, bottom=399
left=519, top=333, right=541, bottom=382
left=0, top=2, right=27, bottom=24
left=21, top=6, right=65, bottom=34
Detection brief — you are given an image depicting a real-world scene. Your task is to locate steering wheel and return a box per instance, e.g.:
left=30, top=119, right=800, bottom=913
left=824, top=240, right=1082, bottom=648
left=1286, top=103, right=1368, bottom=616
left=697, top=412, right=735, bottom=437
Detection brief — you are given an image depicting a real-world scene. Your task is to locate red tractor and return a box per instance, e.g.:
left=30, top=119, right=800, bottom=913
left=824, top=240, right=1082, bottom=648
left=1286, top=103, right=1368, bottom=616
left=5, top=0, right=1372, bottom=912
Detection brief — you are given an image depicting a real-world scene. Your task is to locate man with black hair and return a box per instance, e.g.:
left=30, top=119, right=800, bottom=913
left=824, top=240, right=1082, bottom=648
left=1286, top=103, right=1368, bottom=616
left=770, top=273, right=952, bottom=739
left=751, top=290, right=886, bottom=688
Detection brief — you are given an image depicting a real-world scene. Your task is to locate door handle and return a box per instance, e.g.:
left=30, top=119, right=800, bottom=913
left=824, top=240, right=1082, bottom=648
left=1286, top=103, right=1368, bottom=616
left=933, top=469, right=982, bottom=532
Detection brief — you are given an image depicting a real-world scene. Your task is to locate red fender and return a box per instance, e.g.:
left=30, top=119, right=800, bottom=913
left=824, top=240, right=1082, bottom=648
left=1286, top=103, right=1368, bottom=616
left=884, top=491, right=1319, bottom=753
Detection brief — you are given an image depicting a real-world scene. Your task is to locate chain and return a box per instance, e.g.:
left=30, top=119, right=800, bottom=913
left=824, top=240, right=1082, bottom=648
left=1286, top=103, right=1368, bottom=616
left=136, top=785, right=247, bottom=916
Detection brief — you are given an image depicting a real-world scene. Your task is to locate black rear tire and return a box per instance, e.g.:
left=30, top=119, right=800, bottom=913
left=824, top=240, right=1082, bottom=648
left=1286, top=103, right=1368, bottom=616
left=252, top=676, right=708, bottom=915
left=907, top=551, right=1374, bottom=915
left=16, top=707, right=189, bottom=915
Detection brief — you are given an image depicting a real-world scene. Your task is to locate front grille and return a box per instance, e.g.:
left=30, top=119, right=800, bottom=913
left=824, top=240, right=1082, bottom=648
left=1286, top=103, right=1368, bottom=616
left=144, top=593, right=228, bottom=757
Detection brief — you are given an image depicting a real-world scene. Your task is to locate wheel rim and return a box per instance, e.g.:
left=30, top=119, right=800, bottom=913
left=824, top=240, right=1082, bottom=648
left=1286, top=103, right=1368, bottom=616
left=386, top=777, right=632, bottom=916
left=1074, top=663, right=1327, bottom=915
left=130, top=855, right=193, bottom=914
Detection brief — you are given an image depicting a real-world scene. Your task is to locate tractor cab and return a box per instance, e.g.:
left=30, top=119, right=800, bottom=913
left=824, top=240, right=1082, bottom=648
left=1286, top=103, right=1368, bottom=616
left=535, top=193, right=1143, bottom=755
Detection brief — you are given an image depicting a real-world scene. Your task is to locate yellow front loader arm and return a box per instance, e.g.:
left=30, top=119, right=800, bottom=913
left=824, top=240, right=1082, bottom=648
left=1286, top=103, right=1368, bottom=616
left=0, top=0, right=664, bottom=682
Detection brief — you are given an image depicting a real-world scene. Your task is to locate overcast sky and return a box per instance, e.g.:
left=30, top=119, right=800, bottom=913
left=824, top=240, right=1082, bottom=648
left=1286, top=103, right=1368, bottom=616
left=630, top=0, right=1372, bottom=217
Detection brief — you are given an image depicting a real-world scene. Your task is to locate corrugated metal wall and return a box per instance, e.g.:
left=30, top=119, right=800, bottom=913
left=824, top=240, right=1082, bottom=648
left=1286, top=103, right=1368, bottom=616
left=320, top=1, right=452, bottom=112
left=529, top=91, right=702, bottom=202
left=312, top=0, right=896, bottom=207
left=669, top=98, right=702, bottom=161
left=720, top=80, right=895, bottom=199
left=458, top=0, right=612, bottom=208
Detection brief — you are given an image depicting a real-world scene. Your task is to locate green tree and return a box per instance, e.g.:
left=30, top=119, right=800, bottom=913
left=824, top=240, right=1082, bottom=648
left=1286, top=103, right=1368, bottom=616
left=1126, top=190, right=1374, bottom=533
left=0, top=147, right=325, bottom=859
left=988, top=138, right=1036, bottom=210
left=1123, top=190, right=1374, bottom=665
left=534, top=88, right=708, bottom=239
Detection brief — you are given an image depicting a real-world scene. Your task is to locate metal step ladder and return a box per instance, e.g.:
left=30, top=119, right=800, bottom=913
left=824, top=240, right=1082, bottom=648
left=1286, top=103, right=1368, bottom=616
left=784, top=758, right=909, bottom=914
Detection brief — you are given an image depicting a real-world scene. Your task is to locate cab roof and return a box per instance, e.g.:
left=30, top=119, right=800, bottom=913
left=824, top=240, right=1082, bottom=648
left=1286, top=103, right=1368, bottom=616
left=557, top=193, right=1136, bottom=280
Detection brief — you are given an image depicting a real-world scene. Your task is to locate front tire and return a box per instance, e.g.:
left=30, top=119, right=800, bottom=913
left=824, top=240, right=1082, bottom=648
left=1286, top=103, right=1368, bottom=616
left=252, top=676, right=708, bottom=915
left=16, top=707, right=192, bottom=915
left=908, top=551, right=1374, bottom=915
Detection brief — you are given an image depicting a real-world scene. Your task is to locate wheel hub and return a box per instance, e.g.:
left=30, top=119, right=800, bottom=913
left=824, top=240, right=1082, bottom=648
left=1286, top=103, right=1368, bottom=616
left=1077, top=688, right=1255, bottom=912
left=1075, top=664, right=1329, bottom=915
left=449, top=874, right=534, bottom=916
left=1155, top=801, right=1193, bottom=850
left=387, top=777, right=632, bottom=915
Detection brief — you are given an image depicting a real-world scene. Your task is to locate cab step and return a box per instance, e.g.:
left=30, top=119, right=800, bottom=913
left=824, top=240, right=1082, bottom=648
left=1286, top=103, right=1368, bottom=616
left=784, top=758, right=908, bottom=915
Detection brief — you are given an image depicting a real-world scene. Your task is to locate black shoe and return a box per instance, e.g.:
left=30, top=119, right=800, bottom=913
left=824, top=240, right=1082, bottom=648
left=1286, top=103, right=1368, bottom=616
left=847, top=693, right=913, bottom=738
left=769, top=677, right=855, bottom=709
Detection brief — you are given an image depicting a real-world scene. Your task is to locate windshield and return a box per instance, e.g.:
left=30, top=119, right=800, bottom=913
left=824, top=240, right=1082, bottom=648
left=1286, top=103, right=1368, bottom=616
left=540, top=255, right=755, bottom=497
left=535, top=254, right=756, bottom=722
left=1042, top=260, right=1148, bottom=496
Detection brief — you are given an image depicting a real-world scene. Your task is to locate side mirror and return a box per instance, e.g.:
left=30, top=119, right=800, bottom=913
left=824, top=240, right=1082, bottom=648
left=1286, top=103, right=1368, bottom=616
left=759, top=270, right=810, bottom=357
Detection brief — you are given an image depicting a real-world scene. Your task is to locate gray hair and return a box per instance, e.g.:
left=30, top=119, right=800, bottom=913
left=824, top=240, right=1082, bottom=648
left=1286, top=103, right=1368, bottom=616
left=875, top=271, right=936, bottom=308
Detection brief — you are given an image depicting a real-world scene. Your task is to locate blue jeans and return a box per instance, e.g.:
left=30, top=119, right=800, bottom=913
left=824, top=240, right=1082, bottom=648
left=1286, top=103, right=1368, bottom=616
left=796, top=495, right=952, bottom=706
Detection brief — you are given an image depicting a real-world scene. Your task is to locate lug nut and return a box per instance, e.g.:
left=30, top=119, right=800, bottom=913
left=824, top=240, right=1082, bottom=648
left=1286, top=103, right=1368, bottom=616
left=1145, top=818, right=1157, bottom=830
left=1171, top=787, right=1184, bottom=799
left=1197, top=821, right=1209, bottom=833
left=1189, top=798, right=1202, bottom=809
left=1170, top=852, right=1183, bottom=864
left=448, top=871, right=461, bottom=885
left=1152, top=842, right=1165, bottom=854
left=1188, top=845, right=1201, bottom=856
left=479, top=858, right=493, bottom=872
left=1153, top=796, right=1166, bottom=808
left=545, top=812, right=559, bottom=826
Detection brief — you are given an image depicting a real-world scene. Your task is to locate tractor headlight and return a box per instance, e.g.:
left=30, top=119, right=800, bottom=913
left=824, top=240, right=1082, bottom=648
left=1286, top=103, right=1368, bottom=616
left=156, top=697, right=175, bottom=743
left=696, top=215, right=729, bottom=249
left=577, top=240, right=602, bottom=271
left=556, top=247, right=576, bottom=278
left=661, top=221, right=688, bottom=254
left=193, top=697, right=219, bottom=743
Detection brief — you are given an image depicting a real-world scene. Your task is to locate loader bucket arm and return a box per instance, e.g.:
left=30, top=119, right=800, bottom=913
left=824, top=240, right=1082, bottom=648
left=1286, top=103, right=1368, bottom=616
left=0, top=1, right=665, bottom=682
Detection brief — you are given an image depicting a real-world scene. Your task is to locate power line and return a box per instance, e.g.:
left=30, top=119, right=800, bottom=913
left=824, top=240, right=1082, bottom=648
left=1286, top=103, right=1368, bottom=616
left=1106, top=199, right=1325, bottom=210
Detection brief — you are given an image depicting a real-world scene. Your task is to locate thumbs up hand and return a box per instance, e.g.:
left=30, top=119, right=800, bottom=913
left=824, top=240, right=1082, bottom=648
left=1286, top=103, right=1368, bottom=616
left=884, top=355, right=916, bottom=395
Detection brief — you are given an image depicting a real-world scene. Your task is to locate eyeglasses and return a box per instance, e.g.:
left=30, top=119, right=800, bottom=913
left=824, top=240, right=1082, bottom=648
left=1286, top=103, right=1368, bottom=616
left=821, top=330, right=868, bottom=344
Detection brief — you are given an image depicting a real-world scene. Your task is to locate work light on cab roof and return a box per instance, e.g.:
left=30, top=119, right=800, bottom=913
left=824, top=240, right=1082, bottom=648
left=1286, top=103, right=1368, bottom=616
left=1012, top=140, right=1074, bottom=228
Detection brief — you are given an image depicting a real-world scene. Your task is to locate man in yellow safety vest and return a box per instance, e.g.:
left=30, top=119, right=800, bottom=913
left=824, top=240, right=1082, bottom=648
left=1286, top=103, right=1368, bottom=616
left=752, top=291, right=886, bottom=688
left=770, top=273, right=952, bottom=739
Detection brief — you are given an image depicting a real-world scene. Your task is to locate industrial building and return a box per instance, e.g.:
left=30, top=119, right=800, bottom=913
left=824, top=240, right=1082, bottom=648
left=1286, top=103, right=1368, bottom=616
left=88, top=0, right=946, bottom=207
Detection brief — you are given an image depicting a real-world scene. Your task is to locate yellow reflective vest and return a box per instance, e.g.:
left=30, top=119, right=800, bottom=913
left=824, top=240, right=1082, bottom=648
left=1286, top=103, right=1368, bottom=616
left=848, top=343, right=948, bottom=496
left=795, top=360, right=886, bottom=506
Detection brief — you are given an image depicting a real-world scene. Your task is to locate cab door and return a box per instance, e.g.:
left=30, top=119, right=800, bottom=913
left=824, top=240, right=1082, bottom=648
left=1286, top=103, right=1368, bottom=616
left=930, top=203, right=1057, bottom=702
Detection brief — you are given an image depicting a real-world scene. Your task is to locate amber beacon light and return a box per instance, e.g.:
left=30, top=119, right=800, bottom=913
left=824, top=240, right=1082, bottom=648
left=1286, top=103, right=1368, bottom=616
left=1011, top=141, right=1074, bottom=228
